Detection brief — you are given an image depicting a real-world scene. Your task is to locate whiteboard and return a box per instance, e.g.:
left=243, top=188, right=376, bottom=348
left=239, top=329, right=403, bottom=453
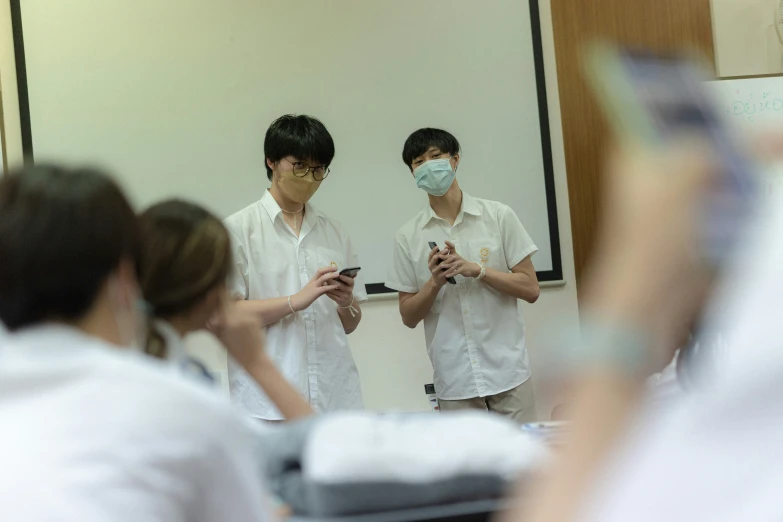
left=709, top=76, right=783, bottom=198
left=711, top=76, right=783, bottom=130
left=15, top=0, right=561, bottom=290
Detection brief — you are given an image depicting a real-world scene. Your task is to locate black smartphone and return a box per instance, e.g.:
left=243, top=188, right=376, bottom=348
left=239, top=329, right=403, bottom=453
left=339, top=267, right=361, bottom=278
left=428, top=242, right=457, bottom=285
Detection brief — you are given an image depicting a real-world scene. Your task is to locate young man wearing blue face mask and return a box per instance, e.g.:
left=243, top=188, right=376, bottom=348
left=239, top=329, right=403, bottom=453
left=386, top=128, right=540, bottom=423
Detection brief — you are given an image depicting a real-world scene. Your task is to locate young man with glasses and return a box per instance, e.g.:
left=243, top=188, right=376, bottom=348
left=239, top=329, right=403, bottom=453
left=224, top=114, right=366, bottom=421
left=386, top=128, right=541, bottom=423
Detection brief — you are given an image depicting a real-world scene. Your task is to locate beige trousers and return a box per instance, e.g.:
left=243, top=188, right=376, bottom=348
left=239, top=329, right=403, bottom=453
left=437, top=378, right=537, bottom=424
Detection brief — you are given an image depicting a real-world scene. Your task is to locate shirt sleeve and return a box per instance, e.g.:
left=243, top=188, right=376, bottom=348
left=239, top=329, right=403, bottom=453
left=343, top=231, right=369, bottom=303
left=225, top=224, right=249, bottom=300
left=498, top=205, right=538, bottom=269
left=385, top=232, right=419, bottom=293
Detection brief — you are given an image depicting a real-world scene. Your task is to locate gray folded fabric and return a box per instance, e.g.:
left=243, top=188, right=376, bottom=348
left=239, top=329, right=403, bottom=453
left=255, top=417, right=511, bottom=517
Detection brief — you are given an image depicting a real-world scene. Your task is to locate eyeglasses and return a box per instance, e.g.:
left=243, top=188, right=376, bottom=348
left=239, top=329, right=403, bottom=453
left=281, top=158, right=330, bottom=181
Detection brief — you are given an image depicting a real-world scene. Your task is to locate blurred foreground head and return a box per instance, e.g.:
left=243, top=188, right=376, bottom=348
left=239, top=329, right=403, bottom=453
left=0, top=165, right=140, bottom=346
left=137, top=199, right=233, bottom=357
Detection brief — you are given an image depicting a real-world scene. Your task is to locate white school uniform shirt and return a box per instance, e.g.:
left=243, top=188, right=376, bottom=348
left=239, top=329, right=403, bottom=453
left=155, top=320, right=188, bottom=367
left=575, top=189, right=783, bottom=522
left=155, top=320, right=216, bottom=384
left=645, top=355, right=682, bottom=408
left=0, top=324, right=271, bottom=522
left=225, top=189, right=366, bottom=420
left=386, top=192, right=538, bottom=400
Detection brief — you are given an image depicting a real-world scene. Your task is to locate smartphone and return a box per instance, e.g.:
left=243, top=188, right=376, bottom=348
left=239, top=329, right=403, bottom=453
left=428, top=241, right=457, bottom=285
left=339, top=267, right=361, bottom=278
left=584, top=43, right=759, bottom=266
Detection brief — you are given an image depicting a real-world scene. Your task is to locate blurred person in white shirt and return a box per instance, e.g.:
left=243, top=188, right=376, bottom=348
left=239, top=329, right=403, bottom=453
left=386, top=128, right=540, bottom=423
left=224, top=114, right=366, bottom=421
left=505, top=135, right=783, bottom=522
left=0, top=165, right=271, bottom=522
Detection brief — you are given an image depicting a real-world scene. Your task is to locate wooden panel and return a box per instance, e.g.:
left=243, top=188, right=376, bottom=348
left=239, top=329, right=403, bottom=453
left=551, top=0, right=715, bottom=292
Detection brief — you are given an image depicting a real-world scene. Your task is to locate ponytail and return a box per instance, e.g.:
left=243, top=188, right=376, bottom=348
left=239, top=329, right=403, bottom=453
left=144, top=322, right=167, bottom=359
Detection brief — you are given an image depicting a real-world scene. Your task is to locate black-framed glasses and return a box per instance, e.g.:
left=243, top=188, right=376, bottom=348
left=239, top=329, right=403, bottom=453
left=281, top=158, right=330, bottom=181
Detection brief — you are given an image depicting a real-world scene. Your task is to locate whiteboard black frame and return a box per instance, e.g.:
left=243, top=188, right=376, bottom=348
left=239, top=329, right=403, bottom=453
left=10, top=0, right=563, bottom=295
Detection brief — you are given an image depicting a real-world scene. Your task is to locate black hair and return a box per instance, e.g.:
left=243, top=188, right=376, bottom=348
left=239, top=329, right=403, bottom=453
left=263, top=114, right=336, bottom=180
left=402, top=128, right=461, bottom=169
left=0, top=165, right=139, bottom=330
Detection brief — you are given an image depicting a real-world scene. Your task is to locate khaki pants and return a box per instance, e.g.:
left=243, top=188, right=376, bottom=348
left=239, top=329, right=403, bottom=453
left=437, top=379, right=537, bottom=424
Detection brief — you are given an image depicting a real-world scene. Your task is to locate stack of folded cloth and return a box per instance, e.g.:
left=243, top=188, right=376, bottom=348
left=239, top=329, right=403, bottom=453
left=256, top=411, right=548, bottom=517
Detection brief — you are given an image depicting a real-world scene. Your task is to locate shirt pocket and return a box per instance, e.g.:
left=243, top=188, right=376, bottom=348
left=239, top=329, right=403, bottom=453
left=316, top=247, right=347, bottom=274
left=465, top=239, right=506, bottom=272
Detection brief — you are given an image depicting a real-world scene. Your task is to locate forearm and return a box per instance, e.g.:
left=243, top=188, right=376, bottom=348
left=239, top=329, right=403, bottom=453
left=481, top=268, right=540, bottom=302
left=511, top=372, right=642, bottom=522
left=244, top=354, right=314, bottom=420
left=399, top=279, right=441, bottom=328
left=337, top=299, right=362, bottom=334
left=235, top=298, right=293, bottom=327
left=512, top=265, right=659, bottom=522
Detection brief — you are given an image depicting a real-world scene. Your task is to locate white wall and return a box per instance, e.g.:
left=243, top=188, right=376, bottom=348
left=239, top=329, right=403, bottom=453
left=0, top=0, right=581, bottom=417
left=712, top=0, right=783, bottom=77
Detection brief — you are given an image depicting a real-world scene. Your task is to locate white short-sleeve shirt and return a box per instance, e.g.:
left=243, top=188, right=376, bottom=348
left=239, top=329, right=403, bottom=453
left=386, top=192, right=538, bottom=400
left=0, top=325, right=271, bottom=522
left=224, top=190, right=366, bottom=420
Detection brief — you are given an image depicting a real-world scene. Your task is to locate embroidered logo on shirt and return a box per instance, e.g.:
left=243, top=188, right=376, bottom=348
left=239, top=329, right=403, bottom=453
left=479, top=247, right=490, bottom=267
left=329, top=261, right=338, bottom=269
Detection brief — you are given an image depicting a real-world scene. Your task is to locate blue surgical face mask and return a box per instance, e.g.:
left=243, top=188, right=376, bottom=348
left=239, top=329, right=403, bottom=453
left=414, top=158, right=456, bottom=197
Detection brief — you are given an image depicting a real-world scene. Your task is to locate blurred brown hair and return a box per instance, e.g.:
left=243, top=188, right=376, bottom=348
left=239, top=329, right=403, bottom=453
left=137, top=199, right=232, bottom=358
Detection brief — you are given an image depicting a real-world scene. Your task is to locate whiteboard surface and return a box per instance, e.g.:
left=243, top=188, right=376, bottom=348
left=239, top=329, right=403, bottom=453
left=710, top=76, right=783, bottom=198
left=20, top=0, right=555, bottom=286
left=711, top=76, right=783, bottom=131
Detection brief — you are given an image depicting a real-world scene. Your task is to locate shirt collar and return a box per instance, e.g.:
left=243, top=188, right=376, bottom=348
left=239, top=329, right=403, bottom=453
left=5, top=323, right=118, bottom=354
left=260, top=189, right=283, bottom=221
left=422, top=191, right=481, bottom=228
left=461, top=192, right=482, bottom=217
left=259, top=189, right=323, bottom=224
left=153, top=320, right=187, bottom=364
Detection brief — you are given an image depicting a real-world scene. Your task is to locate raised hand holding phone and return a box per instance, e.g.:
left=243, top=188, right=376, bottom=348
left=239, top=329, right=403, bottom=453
left=584, top=43, right=760, bottom=269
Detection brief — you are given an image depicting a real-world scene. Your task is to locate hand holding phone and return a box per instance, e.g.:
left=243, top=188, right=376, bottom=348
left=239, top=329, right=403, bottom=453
left=428, top=242, right=457, bottom=285
left=339, top=267, right=361, bottom=278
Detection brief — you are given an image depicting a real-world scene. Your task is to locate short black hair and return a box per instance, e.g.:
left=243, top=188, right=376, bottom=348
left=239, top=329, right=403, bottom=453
left=264, top=114, right=336, bottom=181
left=0, top=165, right=139, bottom=330
left=402, top=128, right=461, bottom=169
